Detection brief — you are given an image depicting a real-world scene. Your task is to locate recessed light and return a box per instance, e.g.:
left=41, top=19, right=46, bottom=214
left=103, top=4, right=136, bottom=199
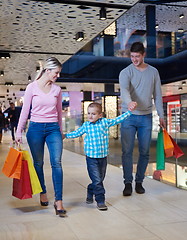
left=178, top=28, right=184, bottom=33
left=100, top=7, right=106, bottom=20
left=75, top=32, right=84, bottom=41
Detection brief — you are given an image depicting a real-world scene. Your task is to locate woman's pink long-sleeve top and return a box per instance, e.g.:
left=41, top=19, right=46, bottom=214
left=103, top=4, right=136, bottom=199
left=16, top=81, right=62, bottom=139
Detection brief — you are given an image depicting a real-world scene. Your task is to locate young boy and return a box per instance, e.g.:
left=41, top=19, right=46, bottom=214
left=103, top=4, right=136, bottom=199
left=65, top=102, right=136, bottom=211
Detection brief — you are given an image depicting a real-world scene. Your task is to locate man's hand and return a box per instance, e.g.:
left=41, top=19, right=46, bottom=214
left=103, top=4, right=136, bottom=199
left=128, top=101, right=137, bottom=111
left=159, top=118, right=166, bottom=129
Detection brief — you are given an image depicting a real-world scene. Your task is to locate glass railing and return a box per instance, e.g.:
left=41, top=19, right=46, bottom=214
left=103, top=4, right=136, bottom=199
left=63, top=101, right=187, bottom=190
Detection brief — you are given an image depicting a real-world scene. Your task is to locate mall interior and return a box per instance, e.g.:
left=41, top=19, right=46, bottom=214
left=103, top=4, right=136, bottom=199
left=0, top=0, right=187, bottom=239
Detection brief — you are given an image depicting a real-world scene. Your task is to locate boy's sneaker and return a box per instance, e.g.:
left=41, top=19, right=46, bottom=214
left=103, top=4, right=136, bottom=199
left=97, top=203, right=108, bottom=211
left=86, top=197, right=93, bottom=204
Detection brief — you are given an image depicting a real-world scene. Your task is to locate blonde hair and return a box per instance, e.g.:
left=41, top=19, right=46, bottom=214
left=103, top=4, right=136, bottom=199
left=35, top=57, right=62, bottom=80
left=88, top=102, right=102, bottom=114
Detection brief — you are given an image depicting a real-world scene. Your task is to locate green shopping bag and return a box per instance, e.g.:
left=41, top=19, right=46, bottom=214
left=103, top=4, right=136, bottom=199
left=156, top=129, right=165, bottom=170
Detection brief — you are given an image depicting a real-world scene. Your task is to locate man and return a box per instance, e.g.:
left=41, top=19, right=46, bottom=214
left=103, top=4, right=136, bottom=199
left=8, top=102, right=21, bottom=142
left=119, top=42, right=165, bottom=196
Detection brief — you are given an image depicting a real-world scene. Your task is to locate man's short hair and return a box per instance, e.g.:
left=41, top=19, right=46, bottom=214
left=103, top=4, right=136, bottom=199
left=130, top=42, right=145, bottom=55
left=88, top=102, right=102, bottom=114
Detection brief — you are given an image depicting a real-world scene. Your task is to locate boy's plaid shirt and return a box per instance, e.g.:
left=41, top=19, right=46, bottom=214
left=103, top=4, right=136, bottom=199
left=66, top=111, right=131, bottom=158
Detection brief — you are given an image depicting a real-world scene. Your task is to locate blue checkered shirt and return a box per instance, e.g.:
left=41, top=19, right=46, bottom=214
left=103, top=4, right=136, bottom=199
left=66, top=111, right=131, bottom=158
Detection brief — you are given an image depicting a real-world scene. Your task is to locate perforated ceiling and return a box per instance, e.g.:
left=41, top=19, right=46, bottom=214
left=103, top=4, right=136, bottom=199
left=0, top=0, right=137, bottom=86
left=0, top=0, right=187, bottom=105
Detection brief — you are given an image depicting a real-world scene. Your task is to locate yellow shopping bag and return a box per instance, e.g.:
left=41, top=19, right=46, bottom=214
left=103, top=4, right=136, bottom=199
left=22, top=150, right=42, bottom=195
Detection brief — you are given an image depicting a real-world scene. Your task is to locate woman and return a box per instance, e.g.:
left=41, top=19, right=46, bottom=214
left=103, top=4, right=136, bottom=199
left=16, top=57, right=66, bottom=217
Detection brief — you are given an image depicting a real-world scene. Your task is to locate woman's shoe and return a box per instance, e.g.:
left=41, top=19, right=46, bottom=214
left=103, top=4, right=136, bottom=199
left=54, top=202, right=67, bottom=218
left=40, top=193, right=49, bottom=206
left=40, top=201, right=49, bottom=206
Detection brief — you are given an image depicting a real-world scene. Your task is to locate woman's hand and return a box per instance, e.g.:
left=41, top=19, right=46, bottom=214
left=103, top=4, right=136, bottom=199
left=15, top=136, right=22, bottom=144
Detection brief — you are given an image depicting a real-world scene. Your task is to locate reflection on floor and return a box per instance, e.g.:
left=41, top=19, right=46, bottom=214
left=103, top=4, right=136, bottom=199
left=63, top=136, right=187, bottom=189
left=1, top=133, right=187, bottom=240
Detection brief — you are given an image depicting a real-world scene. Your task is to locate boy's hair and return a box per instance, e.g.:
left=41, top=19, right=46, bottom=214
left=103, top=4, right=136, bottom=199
left=130, top=42, right=145, bottom=55
left=88, top=102, right=102, bottom=114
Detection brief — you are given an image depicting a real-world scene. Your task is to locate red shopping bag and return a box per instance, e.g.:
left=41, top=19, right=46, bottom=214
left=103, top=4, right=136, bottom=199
left=169, top=135, right=184, bottom=159
left=2, top=147, right=22, bottom=179
left=163, top=129, right=174, bottom=158
left=12, top=160, right=32, bottom=200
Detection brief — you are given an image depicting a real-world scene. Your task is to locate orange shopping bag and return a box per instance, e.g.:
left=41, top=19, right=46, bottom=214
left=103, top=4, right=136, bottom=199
left=2, top=147, right=22, bottom=179
left=163, top=129, right=174, bottom=158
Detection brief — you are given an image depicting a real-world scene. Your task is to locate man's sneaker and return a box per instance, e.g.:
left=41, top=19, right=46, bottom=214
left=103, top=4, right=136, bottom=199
left=86, top=197, right=93, bottom=204
left=97, top=203, right=108, bottom=211
left=123, top=183, right=132, bottom=196
left=135, top=182, right=145, bottom=194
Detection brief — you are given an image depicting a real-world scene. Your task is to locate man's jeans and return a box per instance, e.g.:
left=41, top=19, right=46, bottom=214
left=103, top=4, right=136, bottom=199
left=86, top=156, right=107, bottom=204
left=120, top=114, right=152, bottom=184
left=10, top=122, right=18, bottom=141
left=27, top=122, right=63, bottom=201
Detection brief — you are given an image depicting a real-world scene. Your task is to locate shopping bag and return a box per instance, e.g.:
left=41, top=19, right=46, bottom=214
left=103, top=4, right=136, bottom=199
left=156, top=129, right=165, bottom=170
left=22, top=150, right=42, bottom=195
left=12, top=160, right=32, bottom=200
left=163, top=129, right=174, bottom=158
left=169, top=135, right=184, bottom=159
left=2, top=147, right=22, bottom=179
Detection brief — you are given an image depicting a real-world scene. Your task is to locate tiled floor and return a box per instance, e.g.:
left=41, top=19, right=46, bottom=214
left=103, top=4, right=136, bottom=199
left=0, top=133, right=187, bottom=240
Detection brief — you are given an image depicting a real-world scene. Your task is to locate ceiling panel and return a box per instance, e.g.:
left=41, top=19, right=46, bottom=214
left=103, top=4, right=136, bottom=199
left=0, top=0, right=187, bottom=107
left=0, top=0, right=137, bottom=85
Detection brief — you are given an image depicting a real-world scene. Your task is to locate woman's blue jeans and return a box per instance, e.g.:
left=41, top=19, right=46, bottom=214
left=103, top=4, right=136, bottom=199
left=120, top=114, right=152, bottom=184
left=26, top=122, right=63, bottom=201
left=86, top=156, right=107, bottom=204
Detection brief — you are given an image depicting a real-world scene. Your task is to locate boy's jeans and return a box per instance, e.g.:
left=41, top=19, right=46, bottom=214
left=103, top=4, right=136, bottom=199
left=120, top=114, right=152, bottom=184
left=86, top=156, right=107, bottom=204
left=27, top=121, right=63, bottom=201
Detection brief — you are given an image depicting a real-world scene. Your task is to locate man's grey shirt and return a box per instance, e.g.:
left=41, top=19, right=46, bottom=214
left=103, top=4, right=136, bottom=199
left=119, top=63, right=164, bottom=118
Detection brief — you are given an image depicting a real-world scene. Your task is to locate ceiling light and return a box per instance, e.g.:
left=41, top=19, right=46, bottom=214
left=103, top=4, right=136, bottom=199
left=75, top=32, right=84, bottom=42
left=0, top=52, right=10, bottom=59
left=100, top=7, right=106, bottom=20
left=0, top=71, right=4, bottom=76
left=28, top=75, right=32, bottom=81
left=182, top=81, right=186, bottom=85
left=36, top=66, right=40, bottom=72
left=178, top=28, right=184, bottom=33
left=155, top=24, right=159, bottom=29
left=179, top=14, right=184, bottom=19
left=5, top=82, right=14, bottom=86
left=178, top=86, right=183, bottom=90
